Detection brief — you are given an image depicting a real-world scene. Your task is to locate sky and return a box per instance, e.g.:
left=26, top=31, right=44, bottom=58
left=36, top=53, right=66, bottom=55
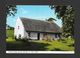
left=7, top=5, right=62, bottom=27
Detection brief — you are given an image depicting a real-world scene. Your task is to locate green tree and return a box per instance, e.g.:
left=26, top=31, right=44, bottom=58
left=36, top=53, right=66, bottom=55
left=6, top=5, right=17, bottom=16
left=50, top=5, right=74, bottom=38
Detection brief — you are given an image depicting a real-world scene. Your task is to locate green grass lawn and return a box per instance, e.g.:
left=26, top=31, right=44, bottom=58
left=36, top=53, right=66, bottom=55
left=6, top=37, right=74, bottom=51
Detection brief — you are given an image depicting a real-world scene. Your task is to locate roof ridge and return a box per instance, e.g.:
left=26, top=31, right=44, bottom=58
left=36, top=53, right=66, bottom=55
left=20, top=17, right=56, bottom=24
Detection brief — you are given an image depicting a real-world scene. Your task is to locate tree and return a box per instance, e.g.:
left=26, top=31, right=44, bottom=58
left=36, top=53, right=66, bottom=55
left=50, top=5, right=74, bottom=38
left=6, top=5, right=17, bottom=16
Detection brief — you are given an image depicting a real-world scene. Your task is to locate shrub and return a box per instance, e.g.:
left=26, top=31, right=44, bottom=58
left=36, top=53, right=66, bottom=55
left=58, top=37, right=74, bottom=46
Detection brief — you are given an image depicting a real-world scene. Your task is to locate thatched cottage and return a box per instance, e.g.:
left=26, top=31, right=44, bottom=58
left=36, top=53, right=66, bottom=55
left=14, top=17, right=61, bottom=40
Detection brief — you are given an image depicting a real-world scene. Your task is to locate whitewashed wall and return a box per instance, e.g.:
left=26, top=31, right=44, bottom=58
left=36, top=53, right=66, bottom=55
left=30, top=32, right=37, bottom=40
left=24, top=30, right=29, bottom=39
left=48, top=34, right=59, bottom=40
left=14, top=17, right=28, bottom=39
left=40, top=33, right=43, bottom=40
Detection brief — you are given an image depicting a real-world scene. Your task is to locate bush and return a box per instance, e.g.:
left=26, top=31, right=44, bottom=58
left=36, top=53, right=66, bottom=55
left=58, top=37, right=74, bottom=46
left=6, top=29, right=14, bottom=37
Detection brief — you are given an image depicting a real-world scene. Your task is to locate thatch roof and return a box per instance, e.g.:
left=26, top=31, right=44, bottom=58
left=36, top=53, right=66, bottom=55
left=20, top=17, right=61, bottom=33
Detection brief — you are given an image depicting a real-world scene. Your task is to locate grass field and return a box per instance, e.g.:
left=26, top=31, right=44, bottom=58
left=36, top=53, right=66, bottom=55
left=6, top=29, right=74, bottom=51
left=6, top=37, right=74, bottom=51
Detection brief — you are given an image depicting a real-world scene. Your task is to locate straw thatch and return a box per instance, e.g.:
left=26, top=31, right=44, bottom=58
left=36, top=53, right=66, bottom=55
left=20, top=17, right=61, bottom=33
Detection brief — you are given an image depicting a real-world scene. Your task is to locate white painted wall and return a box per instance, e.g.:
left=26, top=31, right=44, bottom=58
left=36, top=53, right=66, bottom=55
left=48, top=34, right=59, bottom=40
left=14, top=17, right=38, bottom=40
left=39, top=33, right=58, bottom=40
left=40, top=33, right=43, bottom=40
left=29, top=32, right=37, bottom=40
left=14, top=17, right=28, bottom=39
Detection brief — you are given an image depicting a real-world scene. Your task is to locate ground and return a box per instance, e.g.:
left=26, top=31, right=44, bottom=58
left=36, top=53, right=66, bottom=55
left=6, top=29, right=74, bottom=51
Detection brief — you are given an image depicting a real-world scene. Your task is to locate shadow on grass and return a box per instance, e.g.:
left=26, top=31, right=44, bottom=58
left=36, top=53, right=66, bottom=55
left=6, top=41, right=50, bottom=51
left=68, top=43, right=74, bottom=47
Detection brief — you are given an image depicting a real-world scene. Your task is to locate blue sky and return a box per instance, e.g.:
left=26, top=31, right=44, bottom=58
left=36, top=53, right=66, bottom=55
left=7, top=5, right=62, bottom=27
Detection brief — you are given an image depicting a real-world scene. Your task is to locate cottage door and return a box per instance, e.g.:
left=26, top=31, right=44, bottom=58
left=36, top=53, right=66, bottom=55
left=38, top=33, right=40, bottom=40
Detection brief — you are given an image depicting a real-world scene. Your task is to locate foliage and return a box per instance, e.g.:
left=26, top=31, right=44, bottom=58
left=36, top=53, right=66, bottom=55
left=6, top=29, right=14, bottom=38
left=58, top=38, right=74, bottom=45
left=6, top=5, right=17, bottom=16
left=6, top=25, right=14, bottom=30
left=50, top=5, right=74, bottom=38
left=33, top=38, right=74, bottom=51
